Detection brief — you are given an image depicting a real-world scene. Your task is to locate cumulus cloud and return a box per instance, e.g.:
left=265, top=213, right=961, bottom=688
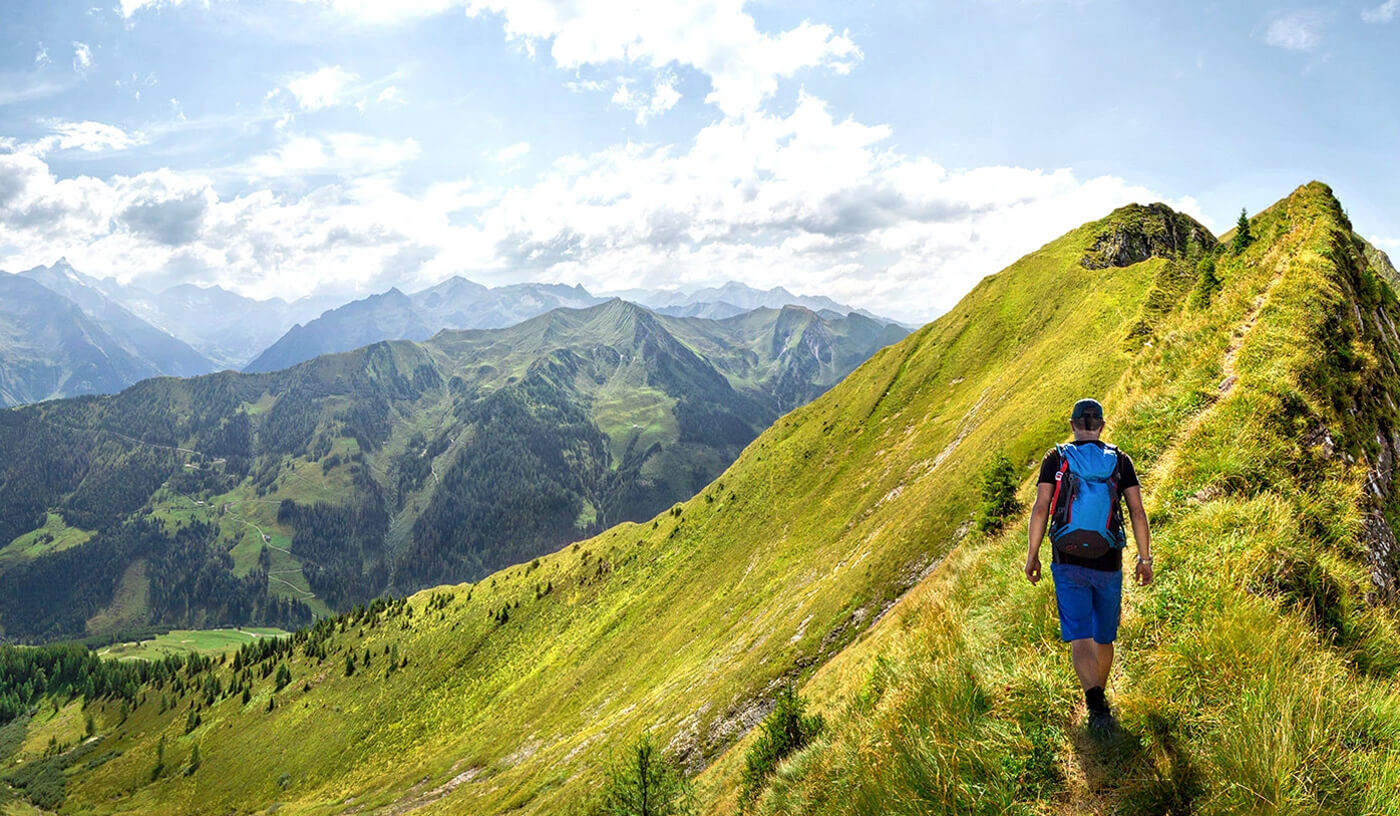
left=0, top=93, right=1202, bottom=321
left=117, top=172, right=211, bottom=245
left=1264, top=10, right=1325, bottom=51
left=465, top=0, right=860, bottom=115
left=1362, top=0, right=1399, bottom=23
left=34, top=44, right=50, bottom=67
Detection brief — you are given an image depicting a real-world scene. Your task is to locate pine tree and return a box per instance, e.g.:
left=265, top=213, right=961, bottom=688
left=274, top=662, right=292, bottom=692
left=1191, top=256, right=1221, bottom=308
left=187, top=743, right=201, bottom=775
left=344, top=652, right=356, bottom=677
left=1232, top=208, right=1254, bottom=254
left=599, top=732, right=696, bottom=816
left=975, top=450, right=1024, bottom=533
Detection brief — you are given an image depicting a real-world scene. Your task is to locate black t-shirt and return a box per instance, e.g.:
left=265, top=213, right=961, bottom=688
left=1037, top=440, right=1139, bottom=572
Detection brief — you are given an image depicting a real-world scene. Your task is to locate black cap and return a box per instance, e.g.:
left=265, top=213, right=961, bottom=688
left=1071, top=398, right=1103, bottom=421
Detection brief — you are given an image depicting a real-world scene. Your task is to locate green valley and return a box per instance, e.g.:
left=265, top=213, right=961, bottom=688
left=0, top=302, right=904, bottom=641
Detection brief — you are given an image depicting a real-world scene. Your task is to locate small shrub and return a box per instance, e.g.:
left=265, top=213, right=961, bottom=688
left=1190, top=256, right=1221, bottom=308
left=975, top=451, right=1024, bottom=534
left=741, top=685, right=825, bottom=802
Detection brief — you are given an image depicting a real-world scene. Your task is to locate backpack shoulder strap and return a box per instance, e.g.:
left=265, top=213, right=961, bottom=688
left=1049, top=445, right=1070, bottom=516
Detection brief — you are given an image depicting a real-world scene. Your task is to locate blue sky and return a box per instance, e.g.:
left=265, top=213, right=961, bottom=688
left=1, top=0, right=1397, bottom=322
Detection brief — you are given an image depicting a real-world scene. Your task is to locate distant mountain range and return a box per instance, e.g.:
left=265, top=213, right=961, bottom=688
left=244, top=278, right=603, bottom=373
left=0, top=299, right=908, bottom=638
left=245, top=278, right=897, bottom=373
left=0, top=261, right=903, bottom=405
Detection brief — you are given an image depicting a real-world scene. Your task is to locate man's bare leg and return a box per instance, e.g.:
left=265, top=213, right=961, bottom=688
left=1070, top=638, right=1101, bottom=690
left=1094, top=641, right=1113, bottom=688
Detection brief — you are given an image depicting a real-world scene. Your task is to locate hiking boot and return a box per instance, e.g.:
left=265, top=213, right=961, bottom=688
left=1087, top=707, right=1116, bottom=734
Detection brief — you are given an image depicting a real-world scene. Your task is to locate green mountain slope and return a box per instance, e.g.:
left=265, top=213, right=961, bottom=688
left=0, top=301, right=903, bottom=640
left=2, top=186, right=1218, bottom=814
left=6, top=184, right=1398, bottom=816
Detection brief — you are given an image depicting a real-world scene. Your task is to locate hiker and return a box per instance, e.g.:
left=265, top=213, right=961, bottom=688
left=1024, top=398, right=1152, bottom=730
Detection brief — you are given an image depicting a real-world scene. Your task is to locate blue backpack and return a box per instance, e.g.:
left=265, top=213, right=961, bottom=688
left=1049, top=443, right=1126, bottom=559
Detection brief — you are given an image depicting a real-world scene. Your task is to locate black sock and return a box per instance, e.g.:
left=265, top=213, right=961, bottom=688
left=1085, top=686, right=1108, bottom=714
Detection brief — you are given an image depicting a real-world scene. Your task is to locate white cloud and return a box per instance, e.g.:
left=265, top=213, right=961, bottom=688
left=34, top=44, right=50, bottom=67
left=465, top=0, right=861, bottom=116
left=1371, top=235, right=1400, bottom=251
left=284, top=65, right=358, bottom=111
left=40, top=121, right=145, bottom=154
left=72, top=42, right=93, bottom=73
left=1264, top=10, right=1324, bottom=52
left=375, top=86, right=404, bottom=105
left=493, top=142, right=531, bottom=163
left=1363, top=0, right=1400, bottom=22
left=0, top=92, right=1200, bottom=322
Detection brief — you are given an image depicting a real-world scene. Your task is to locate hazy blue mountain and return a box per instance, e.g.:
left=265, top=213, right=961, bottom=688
left=653, top=300, right=748, bottom=320
left=245, top=288, right=436, bottom=373
left=18, top=260, right=216, bottom=378
left=126, top=283, right=340, bottom=370
left=614, top=280, right=904, bottom=325
left=0, top=274, right=158, bottom=406
left=243, top=279, right=606, bottom=373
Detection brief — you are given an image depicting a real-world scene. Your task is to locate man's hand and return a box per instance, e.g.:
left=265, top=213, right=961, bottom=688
left=1134, top=558, right=1153, bottom=586
left=1025, top=554, right=1042, bottom=584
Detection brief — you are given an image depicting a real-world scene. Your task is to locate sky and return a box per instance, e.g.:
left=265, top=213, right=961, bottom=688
left=0, top=0, right=1397, bottom=323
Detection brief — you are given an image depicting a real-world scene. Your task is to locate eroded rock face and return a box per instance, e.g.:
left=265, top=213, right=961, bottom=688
left=1364, top=510, right=1400, bottom=604
left=1080, top=203, right=1217, bottom=269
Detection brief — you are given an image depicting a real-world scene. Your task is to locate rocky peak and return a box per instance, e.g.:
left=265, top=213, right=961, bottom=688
left=1079, top=203, right=1217, bottom=270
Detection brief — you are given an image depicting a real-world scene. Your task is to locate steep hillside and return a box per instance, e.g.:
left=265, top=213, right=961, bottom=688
left=0, top=275, right=158, bottom=407
left=1, top=191, right=1216, bottom=814
left=0, top=301, right=903, bottom=639
left=698, top=182, right=1400, bottom=814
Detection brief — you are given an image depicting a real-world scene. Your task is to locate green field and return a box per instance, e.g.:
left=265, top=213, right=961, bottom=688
left=97, top=628, right=289, bottom=661
left=0, top=513, right=92, bottom=565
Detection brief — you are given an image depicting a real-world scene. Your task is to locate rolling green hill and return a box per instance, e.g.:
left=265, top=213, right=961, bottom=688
left=3, top=183, right=1398, bottom=816
left=0, top=301, right=903, bottom=641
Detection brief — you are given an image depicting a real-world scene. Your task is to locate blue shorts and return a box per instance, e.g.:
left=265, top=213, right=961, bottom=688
left=1050, top=563, right=1123, bottom=644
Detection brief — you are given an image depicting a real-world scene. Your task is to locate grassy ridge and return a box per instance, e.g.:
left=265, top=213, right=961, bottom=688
left=12, top=185, right=1397, bottom=816
left=12, top=196, right=1178, bottom=815
left=697, top=183, right=1400, bottom=814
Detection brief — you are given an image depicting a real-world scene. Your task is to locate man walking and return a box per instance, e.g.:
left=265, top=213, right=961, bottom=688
left=1025, top=398, right=1152, bottom=730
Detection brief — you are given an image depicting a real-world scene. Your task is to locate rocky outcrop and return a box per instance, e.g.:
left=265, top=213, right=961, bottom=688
left=1080, top=203, right=1217, bottom=269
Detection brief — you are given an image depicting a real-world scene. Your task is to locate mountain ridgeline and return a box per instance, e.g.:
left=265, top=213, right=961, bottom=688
left=4, top=184, right=1400, bottom=816
left=0, top=300, right=905, bottom=639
